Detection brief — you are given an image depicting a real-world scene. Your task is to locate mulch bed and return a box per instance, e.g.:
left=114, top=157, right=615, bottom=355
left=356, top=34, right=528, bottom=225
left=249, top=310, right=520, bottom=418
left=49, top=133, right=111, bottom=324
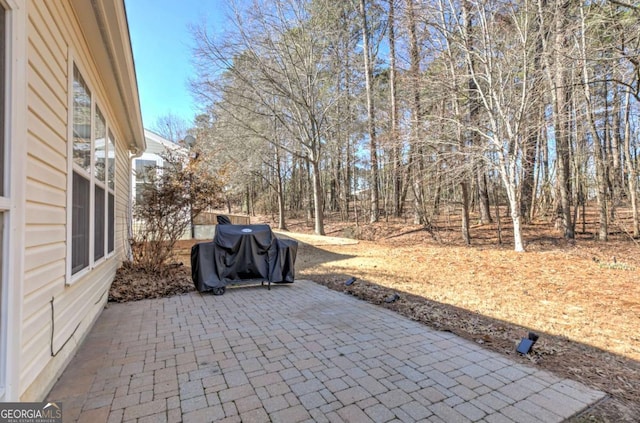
left=108, top=262, right=194, bottom=303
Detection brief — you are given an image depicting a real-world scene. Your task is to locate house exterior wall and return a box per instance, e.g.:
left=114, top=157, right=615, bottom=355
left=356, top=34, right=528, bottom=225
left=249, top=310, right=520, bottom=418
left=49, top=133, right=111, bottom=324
left=142, top=129, right=183, bottom=156
left=131, top=129, right=186, bottom=205
left=9, top=0, right=143, bottom=401
left=144, top=142, right=167, bottom=156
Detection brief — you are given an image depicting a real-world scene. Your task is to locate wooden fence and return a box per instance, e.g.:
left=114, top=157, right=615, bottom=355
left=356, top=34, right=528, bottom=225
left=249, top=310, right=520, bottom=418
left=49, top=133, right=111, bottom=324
left=132, top=213, right=251, bottom=240
left=193, top=212, right=250, bottom=225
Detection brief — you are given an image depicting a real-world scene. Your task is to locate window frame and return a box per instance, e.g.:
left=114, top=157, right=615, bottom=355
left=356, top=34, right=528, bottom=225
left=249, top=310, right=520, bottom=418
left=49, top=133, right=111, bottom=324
left=0, top=1, right=7, bottom=401
left=67, top=58, right=117, bottom=285
left=106, top=129, right=115, bottom=254
left=93, top=105, right=106, bottom=262
left=70, top=64, right=91, bottom=277
left=0, top=0, right=27, bottom=402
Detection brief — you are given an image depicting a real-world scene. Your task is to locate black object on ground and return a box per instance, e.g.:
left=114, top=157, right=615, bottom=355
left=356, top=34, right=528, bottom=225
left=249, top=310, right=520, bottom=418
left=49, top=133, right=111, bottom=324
left=385, top=293, right=400, bottom=303
left=345, top=277, right=357, bottom=286
left=191, top=224, right=297, bottom=295
left=517, top=332, right=539, bottom=354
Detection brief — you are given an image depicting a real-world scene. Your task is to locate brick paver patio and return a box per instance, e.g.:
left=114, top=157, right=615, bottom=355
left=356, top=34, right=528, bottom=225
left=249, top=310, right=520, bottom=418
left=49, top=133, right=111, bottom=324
left=47, top=280, right=604, bottom=422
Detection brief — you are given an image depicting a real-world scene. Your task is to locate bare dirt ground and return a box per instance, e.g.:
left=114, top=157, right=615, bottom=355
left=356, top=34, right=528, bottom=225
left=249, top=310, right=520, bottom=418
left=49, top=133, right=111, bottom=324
left=111, top=208, right=640, bottom=422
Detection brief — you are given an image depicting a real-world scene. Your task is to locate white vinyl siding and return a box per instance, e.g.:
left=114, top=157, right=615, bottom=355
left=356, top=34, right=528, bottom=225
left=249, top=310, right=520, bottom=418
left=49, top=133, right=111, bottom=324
left=17, top=0, right=139, bottom=401
left=21, top=0, right=75, bottom=398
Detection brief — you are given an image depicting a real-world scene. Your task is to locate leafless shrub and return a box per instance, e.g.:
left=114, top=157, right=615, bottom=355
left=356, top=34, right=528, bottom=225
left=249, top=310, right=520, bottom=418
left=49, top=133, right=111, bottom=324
left=131, top=149, right=221, bottom=273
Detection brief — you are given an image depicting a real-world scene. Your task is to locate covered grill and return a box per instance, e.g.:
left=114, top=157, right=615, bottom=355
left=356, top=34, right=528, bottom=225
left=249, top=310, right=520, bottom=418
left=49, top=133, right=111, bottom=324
left=191, top=224, right=297, bottom=295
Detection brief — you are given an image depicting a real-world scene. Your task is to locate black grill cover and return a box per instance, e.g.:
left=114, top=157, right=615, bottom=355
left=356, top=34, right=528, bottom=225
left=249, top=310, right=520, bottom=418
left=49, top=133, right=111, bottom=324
left=191, top=224, right=297, bottom=292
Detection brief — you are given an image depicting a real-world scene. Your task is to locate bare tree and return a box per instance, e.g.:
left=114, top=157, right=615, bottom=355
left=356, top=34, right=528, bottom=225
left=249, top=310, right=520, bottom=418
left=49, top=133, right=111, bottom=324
left=623, top=88, right=640, bottom=236
left=176, top=0, right=640, bottom=251
left=537, top=0, right=575, bottom=239
left=358, top=0, right=380, bottom=223
left=448, top=0, right=542, bottom=251
left=132, top=149, right=221, bottom=272
left=153, top=113, right=190, bottom=143
left=191, top=0, right=347, bottom=235
left=387, top=0, right=403, bottom=217
left=405, top=0, right=427, bottom=225
left=578, top=4, right=609, bottom=240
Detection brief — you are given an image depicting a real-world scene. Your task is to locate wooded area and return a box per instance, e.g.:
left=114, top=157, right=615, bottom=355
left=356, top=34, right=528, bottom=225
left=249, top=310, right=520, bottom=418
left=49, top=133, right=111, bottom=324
left=177, top=0, right=640, bottom=252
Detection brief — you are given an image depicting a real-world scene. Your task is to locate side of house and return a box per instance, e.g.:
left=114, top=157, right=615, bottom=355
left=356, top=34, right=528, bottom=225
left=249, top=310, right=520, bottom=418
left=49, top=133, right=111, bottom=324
left=132, top=129, right=186, bottom=204
left=1, top=0, right=144, bottom=401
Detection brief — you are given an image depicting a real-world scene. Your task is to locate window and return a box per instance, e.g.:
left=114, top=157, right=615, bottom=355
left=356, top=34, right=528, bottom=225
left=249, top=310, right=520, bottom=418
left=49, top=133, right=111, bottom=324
left=70, top=65, right=116, bottom=278
left=71, top=172, right=90, bottom=273
left=72, top=67, right=91, bottom=172
left=134, top=159, right=156, bottom=204
left=71, top=66, right=91, bottom=274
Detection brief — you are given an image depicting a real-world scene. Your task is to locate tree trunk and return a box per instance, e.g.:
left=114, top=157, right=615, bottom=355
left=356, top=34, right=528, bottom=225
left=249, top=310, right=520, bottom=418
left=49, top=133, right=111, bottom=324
left=538, top=0, right=574, bottom=238
left=603, top=78, right=615, bottom=221
left=306, top=159, right=314, bottom=223
left=521, top=3, right=544, bottom=224
left=623, top=90, right=639, bottom=237
left=359, top=0, right=379, bottom=223
left=520, top=127, right=537, bottom=224
left=504, top=177, right=525, bottom=252
left=344, top=43, right=354, bottom=222
left=554, top=5, right=574, bottom=239
left=406, top=0, right=425, bottom=225
left=275, top=146, right=287, bottom=230
left=244, top=185, right=250, bottom=215
left=461, top=181, right=471, bottom=245
left=511, top=209, right=525, bottom=252
left=494, top=183, right=503, bottom=245
left=477, top=166, right=492, bottom=223
left=311, top=158, right=325, bottom=235
left=388, top=0, right=401, bottom=217
left=460, top=0, right=473, bottom=241
left=579, top=5, right=608, bottom=241
left=610, top=84, right=623, bottom=217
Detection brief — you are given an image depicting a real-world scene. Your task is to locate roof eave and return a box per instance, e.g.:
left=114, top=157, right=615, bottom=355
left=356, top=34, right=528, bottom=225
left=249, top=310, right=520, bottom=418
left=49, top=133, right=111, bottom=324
left=70, top=0, right=146, bottom=153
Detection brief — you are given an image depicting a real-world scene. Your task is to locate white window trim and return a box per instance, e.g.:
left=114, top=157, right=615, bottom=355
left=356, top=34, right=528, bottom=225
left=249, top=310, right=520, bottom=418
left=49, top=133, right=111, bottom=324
left=66, top=50, right=78, bottom=285
left=93, top=105, right=106, bottom=266
left=106, top=131, right=115, bottom=258
left=1, top=0, right=27, bottom=401
left=66, top=54, right=117, bottom=285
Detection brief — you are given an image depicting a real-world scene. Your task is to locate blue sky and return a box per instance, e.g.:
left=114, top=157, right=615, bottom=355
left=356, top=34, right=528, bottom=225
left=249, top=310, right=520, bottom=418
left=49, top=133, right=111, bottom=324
left=125, top=0, right=227, bottom=130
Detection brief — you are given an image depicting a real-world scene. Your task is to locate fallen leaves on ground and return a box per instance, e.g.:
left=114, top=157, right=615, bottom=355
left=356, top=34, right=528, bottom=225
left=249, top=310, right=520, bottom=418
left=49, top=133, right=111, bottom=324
left=109, top=261, right=194, bottom=303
